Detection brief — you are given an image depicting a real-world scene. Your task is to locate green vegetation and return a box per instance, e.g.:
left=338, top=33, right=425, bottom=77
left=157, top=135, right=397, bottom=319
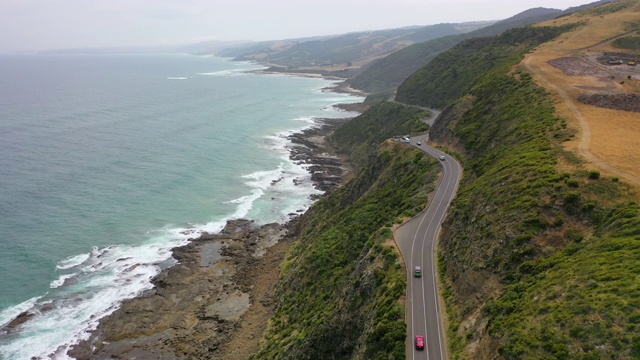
left=253, top=102, right=437, bottom=359
left=612, top=36, right=640, bottom=50
left=486, top=211, right=640, bottom=359
left=348, top=34, right=464, bottom=93
left=578, top=0, right=636, bottom=16
left=363, top=90, right=395, bottom=105
left=347, top=8, right=565, bottom=94
left=331, top=101, right=430, bottom=168
left=395, top=17, right=640, bottom=358
left=396, top=25, right=579, bottom=108
left=249, top=3, right=640, bottom=359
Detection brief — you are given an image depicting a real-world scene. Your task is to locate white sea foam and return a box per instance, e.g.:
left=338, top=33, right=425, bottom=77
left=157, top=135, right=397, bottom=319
left=197, top=69, right=250, bottom=77
left=166, top=77, right=189, bottom=80
left=219, top=130, right=324, bottom=223
left=266, top=160, right=321, bottom=221
left=198, top=221, right=228, bottom=234
left=49, top=273, right=78, bottom=289
left=248, top=125, right=325, bottom=222
left=1, top=154, right=328, bottom=358
left=56, top=253, right=90, bottom=270
left=0, top=296, right=42, bottom=330
left=0, top=221, right=230, bottom=359
left=224, top=189, right=264, bottom=220
left=292, top=116, right=316, bottom=124
left=242, top=166, right=285, bottom=190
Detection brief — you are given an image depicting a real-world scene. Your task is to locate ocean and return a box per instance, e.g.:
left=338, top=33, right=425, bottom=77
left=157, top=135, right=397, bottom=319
left=0, top=53, right=363, bottom=359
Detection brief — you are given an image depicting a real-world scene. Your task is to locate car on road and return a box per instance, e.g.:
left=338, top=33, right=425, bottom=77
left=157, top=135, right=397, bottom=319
left=416, top=141, right=421, bottom=146
left=439, top=155, right=445, bottom=161
left=415, top=335, right=425, bottom=350
left=414, top=265, right=422, bottom=277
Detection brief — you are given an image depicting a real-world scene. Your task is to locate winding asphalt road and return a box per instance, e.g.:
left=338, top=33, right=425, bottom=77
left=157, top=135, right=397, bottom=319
left=395, top=133, right=462, bottom=360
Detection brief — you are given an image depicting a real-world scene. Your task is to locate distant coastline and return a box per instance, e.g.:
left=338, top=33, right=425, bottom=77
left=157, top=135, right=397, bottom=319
left=245, top=63, right=365, bottom=95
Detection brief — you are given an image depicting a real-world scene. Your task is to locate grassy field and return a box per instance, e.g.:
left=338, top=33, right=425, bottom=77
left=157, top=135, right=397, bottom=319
left=527, top=0, right=640, bottom=187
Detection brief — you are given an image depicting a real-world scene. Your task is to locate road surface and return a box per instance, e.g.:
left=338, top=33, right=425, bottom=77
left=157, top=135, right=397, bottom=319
left=394, top=133, right=462, bottom=360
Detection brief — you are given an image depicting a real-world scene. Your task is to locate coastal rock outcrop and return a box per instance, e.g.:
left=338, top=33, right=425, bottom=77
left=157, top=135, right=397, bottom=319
left=287, top=117, right=353, bottom=196
left=67, top=219, right=288, bottom=359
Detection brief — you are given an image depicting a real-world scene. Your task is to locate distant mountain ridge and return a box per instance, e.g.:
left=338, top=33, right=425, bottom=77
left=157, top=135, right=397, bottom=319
left=218, top=21, right=492, bottom=70
left=346, top=0, right=615, bottom=94
left=345, top=6, right=586, bottom=94
left=209, top=1, right=615, bottom=96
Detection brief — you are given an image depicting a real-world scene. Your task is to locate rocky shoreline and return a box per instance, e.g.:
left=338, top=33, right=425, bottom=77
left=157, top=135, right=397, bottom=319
left=66, top=115, right=358, bottom=359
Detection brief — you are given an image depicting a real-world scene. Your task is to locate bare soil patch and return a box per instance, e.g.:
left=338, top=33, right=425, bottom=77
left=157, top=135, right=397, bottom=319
left=578, top=93, right=640, bottom=112
left=596, top=52, right=640, bottom=64
left=548, top=57, right=609, bottom=76
left=524, top=7, right=640, bottom=190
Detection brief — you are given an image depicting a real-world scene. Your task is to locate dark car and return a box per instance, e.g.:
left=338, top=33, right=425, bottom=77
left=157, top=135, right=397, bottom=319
left=414, top=265, right=422, bottom=278
left=415, top=335, right=425, bottom=350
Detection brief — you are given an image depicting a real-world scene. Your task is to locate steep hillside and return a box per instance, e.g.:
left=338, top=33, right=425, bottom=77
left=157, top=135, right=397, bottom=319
left=395, top=25, right=575, bottom=108
left=346, top=9, right=565, bottom=94
left=400, top=3, right=640, bottom=358
left=330, top=101, right=430, bottom=167
left=252, top=103, right=435, bottom=359
left=347, top=0, right=615, bottom=95
left=347, top=34, right=463, bottom=94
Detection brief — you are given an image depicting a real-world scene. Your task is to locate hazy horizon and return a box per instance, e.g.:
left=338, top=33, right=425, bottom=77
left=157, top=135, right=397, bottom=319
left=1, top=0, right=597, bottom=54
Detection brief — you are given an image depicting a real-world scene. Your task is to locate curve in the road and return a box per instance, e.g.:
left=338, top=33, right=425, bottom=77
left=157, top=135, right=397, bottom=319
left=394, top=133, right=462, bottom=360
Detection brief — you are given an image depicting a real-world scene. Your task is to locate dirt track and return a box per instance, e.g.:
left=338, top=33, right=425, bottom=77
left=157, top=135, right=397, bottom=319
left=524, top=55, right=640, bottom=186
left=523, top=7, right=640, bottom=188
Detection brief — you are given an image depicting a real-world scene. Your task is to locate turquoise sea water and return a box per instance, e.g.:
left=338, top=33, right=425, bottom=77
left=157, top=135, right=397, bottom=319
left=0, top=53, right=362, bottom=358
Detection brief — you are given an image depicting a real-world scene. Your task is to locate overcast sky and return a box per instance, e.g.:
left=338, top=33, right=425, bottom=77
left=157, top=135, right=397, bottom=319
left=1, top=0, right=594, bottom=53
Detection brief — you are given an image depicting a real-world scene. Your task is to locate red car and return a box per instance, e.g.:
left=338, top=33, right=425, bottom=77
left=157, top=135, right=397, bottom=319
left=415, top=335, right=425, bottom=350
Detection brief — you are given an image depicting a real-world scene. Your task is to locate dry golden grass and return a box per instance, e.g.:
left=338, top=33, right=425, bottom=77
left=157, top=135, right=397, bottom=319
left=524, top=0, right=640, bottom=193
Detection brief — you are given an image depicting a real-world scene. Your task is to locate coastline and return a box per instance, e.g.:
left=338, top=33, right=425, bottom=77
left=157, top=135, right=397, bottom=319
left=67, top=115, right=361, bottom=359
left=249, top=64, right=367, bottom=96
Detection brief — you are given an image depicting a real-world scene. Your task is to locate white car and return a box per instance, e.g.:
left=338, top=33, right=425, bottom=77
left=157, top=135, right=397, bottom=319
left=439, top=155, right=445, bottom=161
left=417, top=141, right=422, bottom=146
